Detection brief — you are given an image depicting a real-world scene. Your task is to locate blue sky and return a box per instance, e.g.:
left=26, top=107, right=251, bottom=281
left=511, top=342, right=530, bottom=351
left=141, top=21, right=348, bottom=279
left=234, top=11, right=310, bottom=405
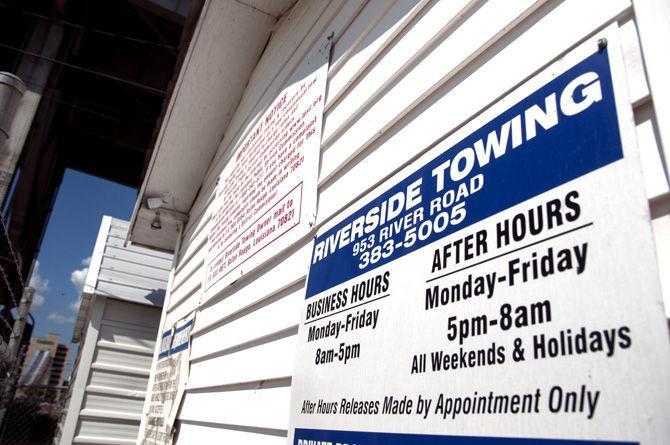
left=28, top=169, right=137, bottom=344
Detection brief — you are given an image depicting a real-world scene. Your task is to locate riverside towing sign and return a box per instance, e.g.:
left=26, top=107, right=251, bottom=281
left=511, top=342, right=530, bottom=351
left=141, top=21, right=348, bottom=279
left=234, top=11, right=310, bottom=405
left=288, top=32, right=670, bottom=444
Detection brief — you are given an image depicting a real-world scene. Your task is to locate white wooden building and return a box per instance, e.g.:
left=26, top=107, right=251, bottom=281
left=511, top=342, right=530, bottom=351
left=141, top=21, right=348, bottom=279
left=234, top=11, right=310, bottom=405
left=58, top=217, right=173, bottom=445
left=128, top=0, right=670, bottom=443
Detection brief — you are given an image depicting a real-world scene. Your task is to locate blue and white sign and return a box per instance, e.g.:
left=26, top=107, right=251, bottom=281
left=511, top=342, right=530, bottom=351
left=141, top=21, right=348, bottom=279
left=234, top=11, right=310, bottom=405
left=142, top=315, right=194, bottom=445
left=288, top=32, right=670, bottom=444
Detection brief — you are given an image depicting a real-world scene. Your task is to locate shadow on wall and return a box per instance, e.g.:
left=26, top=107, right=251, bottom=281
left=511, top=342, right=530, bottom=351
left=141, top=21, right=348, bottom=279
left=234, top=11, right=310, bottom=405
left=144, top=288, right=166, bottom=306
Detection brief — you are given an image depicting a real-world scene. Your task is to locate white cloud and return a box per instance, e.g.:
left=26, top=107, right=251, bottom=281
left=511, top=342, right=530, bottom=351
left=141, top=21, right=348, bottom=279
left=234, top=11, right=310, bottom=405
left=70, top=266, right=89, bottom=295
left=47, top=312, right=75, bottom=325
left=69, top=299, right=81, bottom=313
left=28, top=260, right=49, bottom=309
left=66, top=257, right=91, bottom=315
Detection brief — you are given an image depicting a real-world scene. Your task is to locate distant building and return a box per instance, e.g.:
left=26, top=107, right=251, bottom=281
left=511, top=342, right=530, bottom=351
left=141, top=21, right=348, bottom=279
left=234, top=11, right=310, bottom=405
left=19, top=333, right=70, bottom=386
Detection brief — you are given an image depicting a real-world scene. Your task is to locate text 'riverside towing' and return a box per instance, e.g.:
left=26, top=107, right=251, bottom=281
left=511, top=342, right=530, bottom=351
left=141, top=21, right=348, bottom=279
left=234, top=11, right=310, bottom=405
left=311, top=71, right=603, bottom=268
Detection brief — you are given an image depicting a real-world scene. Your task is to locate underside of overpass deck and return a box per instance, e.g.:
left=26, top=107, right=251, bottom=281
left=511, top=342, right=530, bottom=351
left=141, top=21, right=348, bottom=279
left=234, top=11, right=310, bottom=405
left=0, top=0, right=202, bottom=320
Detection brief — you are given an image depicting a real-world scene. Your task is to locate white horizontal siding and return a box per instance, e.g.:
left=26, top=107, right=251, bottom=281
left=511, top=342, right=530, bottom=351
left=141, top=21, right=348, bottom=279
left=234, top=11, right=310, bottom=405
left=188, top=334, right=297, bottom=390
left=83, top=393, right=145, bottom=413
left=325, top=0, right=427, bottom=106
left=92, top=219, right=173, bottom=307
left=177, top=421, right=286, bottom=444
left=146, top=0, right=669, bottom=442
left=93, top=347, right=153, bottom=372
left=103, top=300, right=160, bottom=327
left=88, top=369, right=150, bottom=393
left=98, top=324, right=156, bottom=353
left=71, top=300, right=160, bottom=443
left=75, top=417, right=140, bottom=443
left=61, top=220, right=166, bottom=445
left=99, top=256, right=170, bottom=281
left=179, top=384, right=292, bottom=431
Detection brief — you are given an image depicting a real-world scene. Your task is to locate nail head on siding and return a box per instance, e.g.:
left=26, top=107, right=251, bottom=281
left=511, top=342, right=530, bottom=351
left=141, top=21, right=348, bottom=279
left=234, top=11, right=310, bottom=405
left=597, top=38, right=607, bottom=51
